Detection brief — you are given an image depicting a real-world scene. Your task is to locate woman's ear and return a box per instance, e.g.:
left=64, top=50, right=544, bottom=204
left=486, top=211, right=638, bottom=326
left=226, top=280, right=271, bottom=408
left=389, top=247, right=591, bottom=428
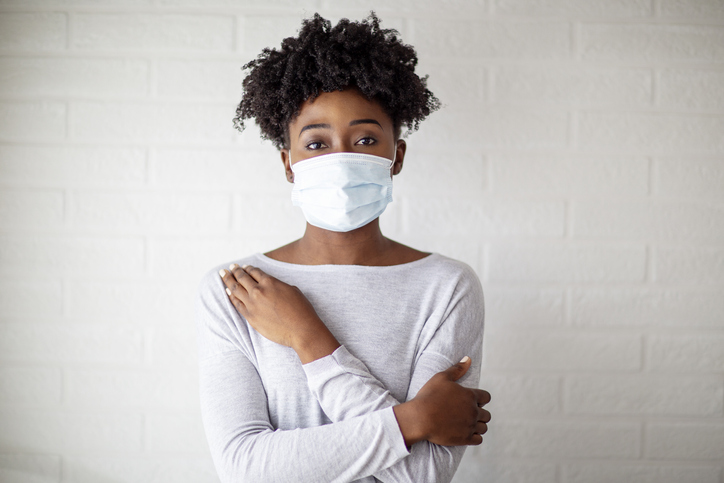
left=281, top=149, right=294, bottom=183
left=392, top=139, right=406, bottom=176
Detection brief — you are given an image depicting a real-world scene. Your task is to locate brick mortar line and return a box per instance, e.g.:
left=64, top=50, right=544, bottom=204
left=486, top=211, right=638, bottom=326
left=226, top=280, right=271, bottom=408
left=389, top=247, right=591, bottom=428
left=1, top=55, right=720, bottom=66
left=484, top=327, right=724, bottom=335
left=1, top=7, right=723, bottom=25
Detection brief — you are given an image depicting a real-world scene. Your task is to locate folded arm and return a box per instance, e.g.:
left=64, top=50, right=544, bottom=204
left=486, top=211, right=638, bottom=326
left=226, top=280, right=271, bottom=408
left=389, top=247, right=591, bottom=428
left=213, top=262, right=488, bottom=483
left=300, top=269, right=486, bottom=482
left=199, top=350, right=409, bottom=483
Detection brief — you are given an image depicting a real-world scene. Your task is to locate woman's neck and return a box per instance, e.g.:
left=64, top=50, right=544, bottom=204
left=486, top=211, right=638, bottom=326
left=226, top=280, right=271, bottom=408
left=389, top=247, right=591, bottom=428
left=264, top=219, right=428, bottom=266
left=297, top=220, right=392, bottom=265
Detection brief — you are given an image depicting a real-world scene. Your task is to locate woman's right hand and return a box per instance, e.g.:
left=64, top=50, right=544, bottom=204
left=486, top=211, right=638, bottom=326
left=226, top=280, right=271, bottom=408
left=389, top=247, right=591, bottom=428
left=393, top=357, right=491, bottom=447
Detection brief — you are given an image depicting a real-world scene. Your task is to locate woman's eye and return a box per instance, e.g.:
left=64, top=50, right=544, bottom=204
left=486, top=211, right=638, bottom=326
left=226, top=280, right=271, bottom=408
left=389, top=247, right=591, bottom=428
left=356, top=137, right=376, bottom=146
left=306, top=142, right=326, bottom=150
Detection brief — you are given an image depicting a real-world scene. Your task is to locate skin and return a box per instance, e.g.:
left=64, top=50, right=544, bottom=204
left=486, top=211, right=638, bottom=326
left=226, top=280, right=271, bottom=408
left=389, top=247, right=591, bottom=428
left=219, top=88, right=491, bottom=448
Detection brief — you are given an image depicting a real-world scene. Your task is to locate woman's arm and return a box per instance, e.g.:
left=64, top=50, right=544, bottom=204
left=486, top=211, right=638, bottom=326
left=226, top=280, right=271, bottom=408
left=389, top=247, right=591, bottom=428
left=300, top=267, right=487, bottom=482
left=199, top=350, right=410, bottom=482
left=220, top=263, right=488, bottom=442
left=197, top=276, right=410, bottom=482
left=219, top=262, right=488, bottom=483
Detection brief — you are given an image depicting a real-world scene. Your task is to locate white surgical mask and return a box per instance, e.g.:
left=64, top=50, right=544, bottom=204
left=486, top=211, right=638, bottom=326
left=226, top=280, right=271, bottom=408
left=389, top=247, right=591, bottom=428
left=290, top=151, right=394, bottom=232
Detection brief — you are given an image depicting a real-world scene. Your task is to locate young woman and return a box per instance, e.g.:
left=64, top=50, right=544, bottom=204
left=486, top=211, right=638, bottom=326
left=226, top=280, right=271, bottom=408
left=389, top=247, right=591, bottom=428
left=196, top=13, right=490, bottom=483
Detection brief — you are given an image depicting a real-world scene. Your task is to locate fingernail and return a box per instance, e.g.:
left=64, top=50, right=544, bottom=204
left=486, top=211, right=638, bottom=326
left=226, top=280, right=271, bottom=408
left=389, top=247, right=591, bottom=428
left=459, top=356, right=470, bottom=364
left=218, top=269, right=226, bottom=277
left=225, top=288, right=231, bottom=296
left=242, top=264, right=250, bottom=269
left=229, top=263, right=239, bottom=270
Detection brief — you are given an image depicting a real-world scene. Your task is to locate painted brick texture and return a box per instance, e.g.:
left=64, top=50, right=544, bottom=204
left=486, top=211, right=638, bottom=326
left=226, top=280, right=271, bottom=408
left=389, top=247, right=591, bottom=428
left=0, top=1, right=722, bottom=482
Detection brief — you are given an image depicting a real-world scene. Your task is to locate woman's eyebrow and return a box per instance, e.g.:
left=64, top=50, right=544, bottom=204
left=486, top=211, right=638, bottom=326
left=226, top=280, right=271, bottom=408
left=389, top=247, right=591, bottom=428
left=298, top=119, right=383, bottom=138
left=298, top=123, right=331, bottom=138
left=350, top=119, right=383, bottom=130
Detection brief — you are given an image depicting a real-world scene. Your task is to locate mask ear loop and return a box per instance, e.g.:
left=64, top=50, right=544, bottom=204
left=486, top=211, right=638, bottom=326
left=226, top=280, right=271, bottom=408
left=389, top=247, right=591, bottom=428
left=287, top=151, right=295, bottom=181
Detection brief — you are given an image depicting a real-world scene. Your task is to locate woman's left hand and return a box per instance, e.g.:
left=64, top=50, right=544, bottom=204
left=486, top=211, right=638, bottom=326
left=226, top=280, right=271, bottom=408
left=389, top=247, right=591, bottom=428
left=219, top=264, right=340, bottom=363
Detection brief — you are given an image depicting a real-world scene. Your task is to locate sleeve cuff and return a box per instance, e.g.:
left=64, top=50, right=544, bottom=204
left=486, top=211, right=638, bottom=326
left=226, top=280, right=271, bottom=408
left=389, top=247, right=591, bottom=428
left=302, top=345, right=372, bottom=383
left=382, top=406, right=412, bottom=458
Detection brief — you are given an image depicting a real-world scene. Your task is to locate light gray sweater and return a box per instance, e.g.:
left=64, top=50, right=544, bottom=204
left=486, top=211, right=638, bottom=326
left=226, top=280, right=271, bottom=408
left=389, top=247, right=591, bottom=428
left=195, top=253, right=484, bottom=483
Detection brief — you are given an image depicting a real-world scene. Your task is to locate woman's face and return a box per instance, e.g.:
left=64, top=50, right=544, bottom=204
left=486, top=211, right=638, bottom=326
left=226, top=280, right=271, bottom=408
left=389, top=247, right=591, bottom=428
left=281, top=88, right=406, bottom=182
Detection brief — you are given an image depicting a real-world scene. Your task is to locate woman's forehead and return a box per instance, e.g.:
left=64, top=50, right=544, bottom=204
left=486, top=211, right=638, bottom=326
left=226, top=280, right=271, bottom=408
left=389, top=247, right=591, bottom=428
left=291, top=89, right=392, bottom=128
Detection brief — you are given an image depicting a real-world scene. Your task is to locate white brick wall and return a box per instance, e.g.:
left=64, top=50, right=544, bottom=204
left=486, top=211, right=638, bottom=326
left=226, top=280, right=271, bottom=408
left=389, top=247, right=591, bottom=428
left=0, top=13, right=67, bottom=51
left=0, top=1, right=722, bottom=482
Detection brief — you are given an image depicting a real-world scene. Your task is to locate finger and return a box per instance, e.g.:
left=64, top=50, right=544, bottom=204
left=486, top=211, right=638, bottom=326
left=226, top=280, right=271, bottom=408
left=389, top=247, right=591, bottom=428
left=219, top=268, right=242, bottom=291
left=218, top=270, right=243, bottom=305
left=475, top=389, right=491, bottom=406
left=240, top=264, right=267, bottom=283
left=475, top=421, right=488, bottom=435
left=478, top=408, right=491, bottom=423
left=219, top=268, right=248, bottom=301
left=441, top=356, right=471, bottom=382
left=229, top=264, right=258, bottom=291
left=226, top=287, right=250, bottom=319
left=468, top=433, right=483, bottom=446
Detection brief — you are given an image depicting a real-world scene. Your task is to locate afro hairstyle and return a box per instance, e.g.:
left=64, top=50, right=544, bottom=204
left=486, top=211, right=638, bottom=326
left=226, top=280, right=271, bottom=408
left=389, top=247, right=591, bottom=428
left=233, top=12, right=440, bottom=150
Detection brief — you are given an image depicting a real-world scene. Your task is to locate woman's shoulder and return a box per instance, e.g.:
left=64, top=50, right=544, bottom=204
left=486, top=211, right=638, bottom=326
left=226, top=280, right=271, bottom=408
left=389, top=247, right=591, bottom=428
left=410, top=254, right=484, bottom=302
left=417, top=252, right=479, bottom=279
left=384, top=241, right=476, bottom=277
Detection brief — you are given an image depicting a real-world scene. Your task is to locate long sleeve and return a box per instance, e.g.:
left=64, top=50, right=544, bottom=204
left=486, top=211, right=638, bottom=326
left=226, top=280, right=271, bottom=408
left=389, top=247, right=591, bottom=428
left=302, top=264, right=485, bottom=483
left=198, top=351, right=408, bottom=482
left=196, top=253, right=484, bottom=483
left=196, top=272, right=410, bottom=483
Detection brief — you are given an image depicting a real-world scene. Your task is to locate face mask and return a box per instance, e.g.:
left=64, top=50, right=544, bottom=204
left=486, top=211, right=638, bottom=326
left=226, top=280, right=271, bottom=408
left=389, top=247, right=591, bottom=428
left=290, top=151, right=394, bottom=232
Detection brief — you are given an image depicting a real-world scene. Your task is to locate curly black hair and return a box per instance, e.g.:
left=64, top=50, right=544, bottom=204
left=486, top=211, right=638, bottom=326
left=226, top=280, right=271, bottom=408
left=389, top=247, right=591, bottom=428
left=233, top=12, right=440, bottom=150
